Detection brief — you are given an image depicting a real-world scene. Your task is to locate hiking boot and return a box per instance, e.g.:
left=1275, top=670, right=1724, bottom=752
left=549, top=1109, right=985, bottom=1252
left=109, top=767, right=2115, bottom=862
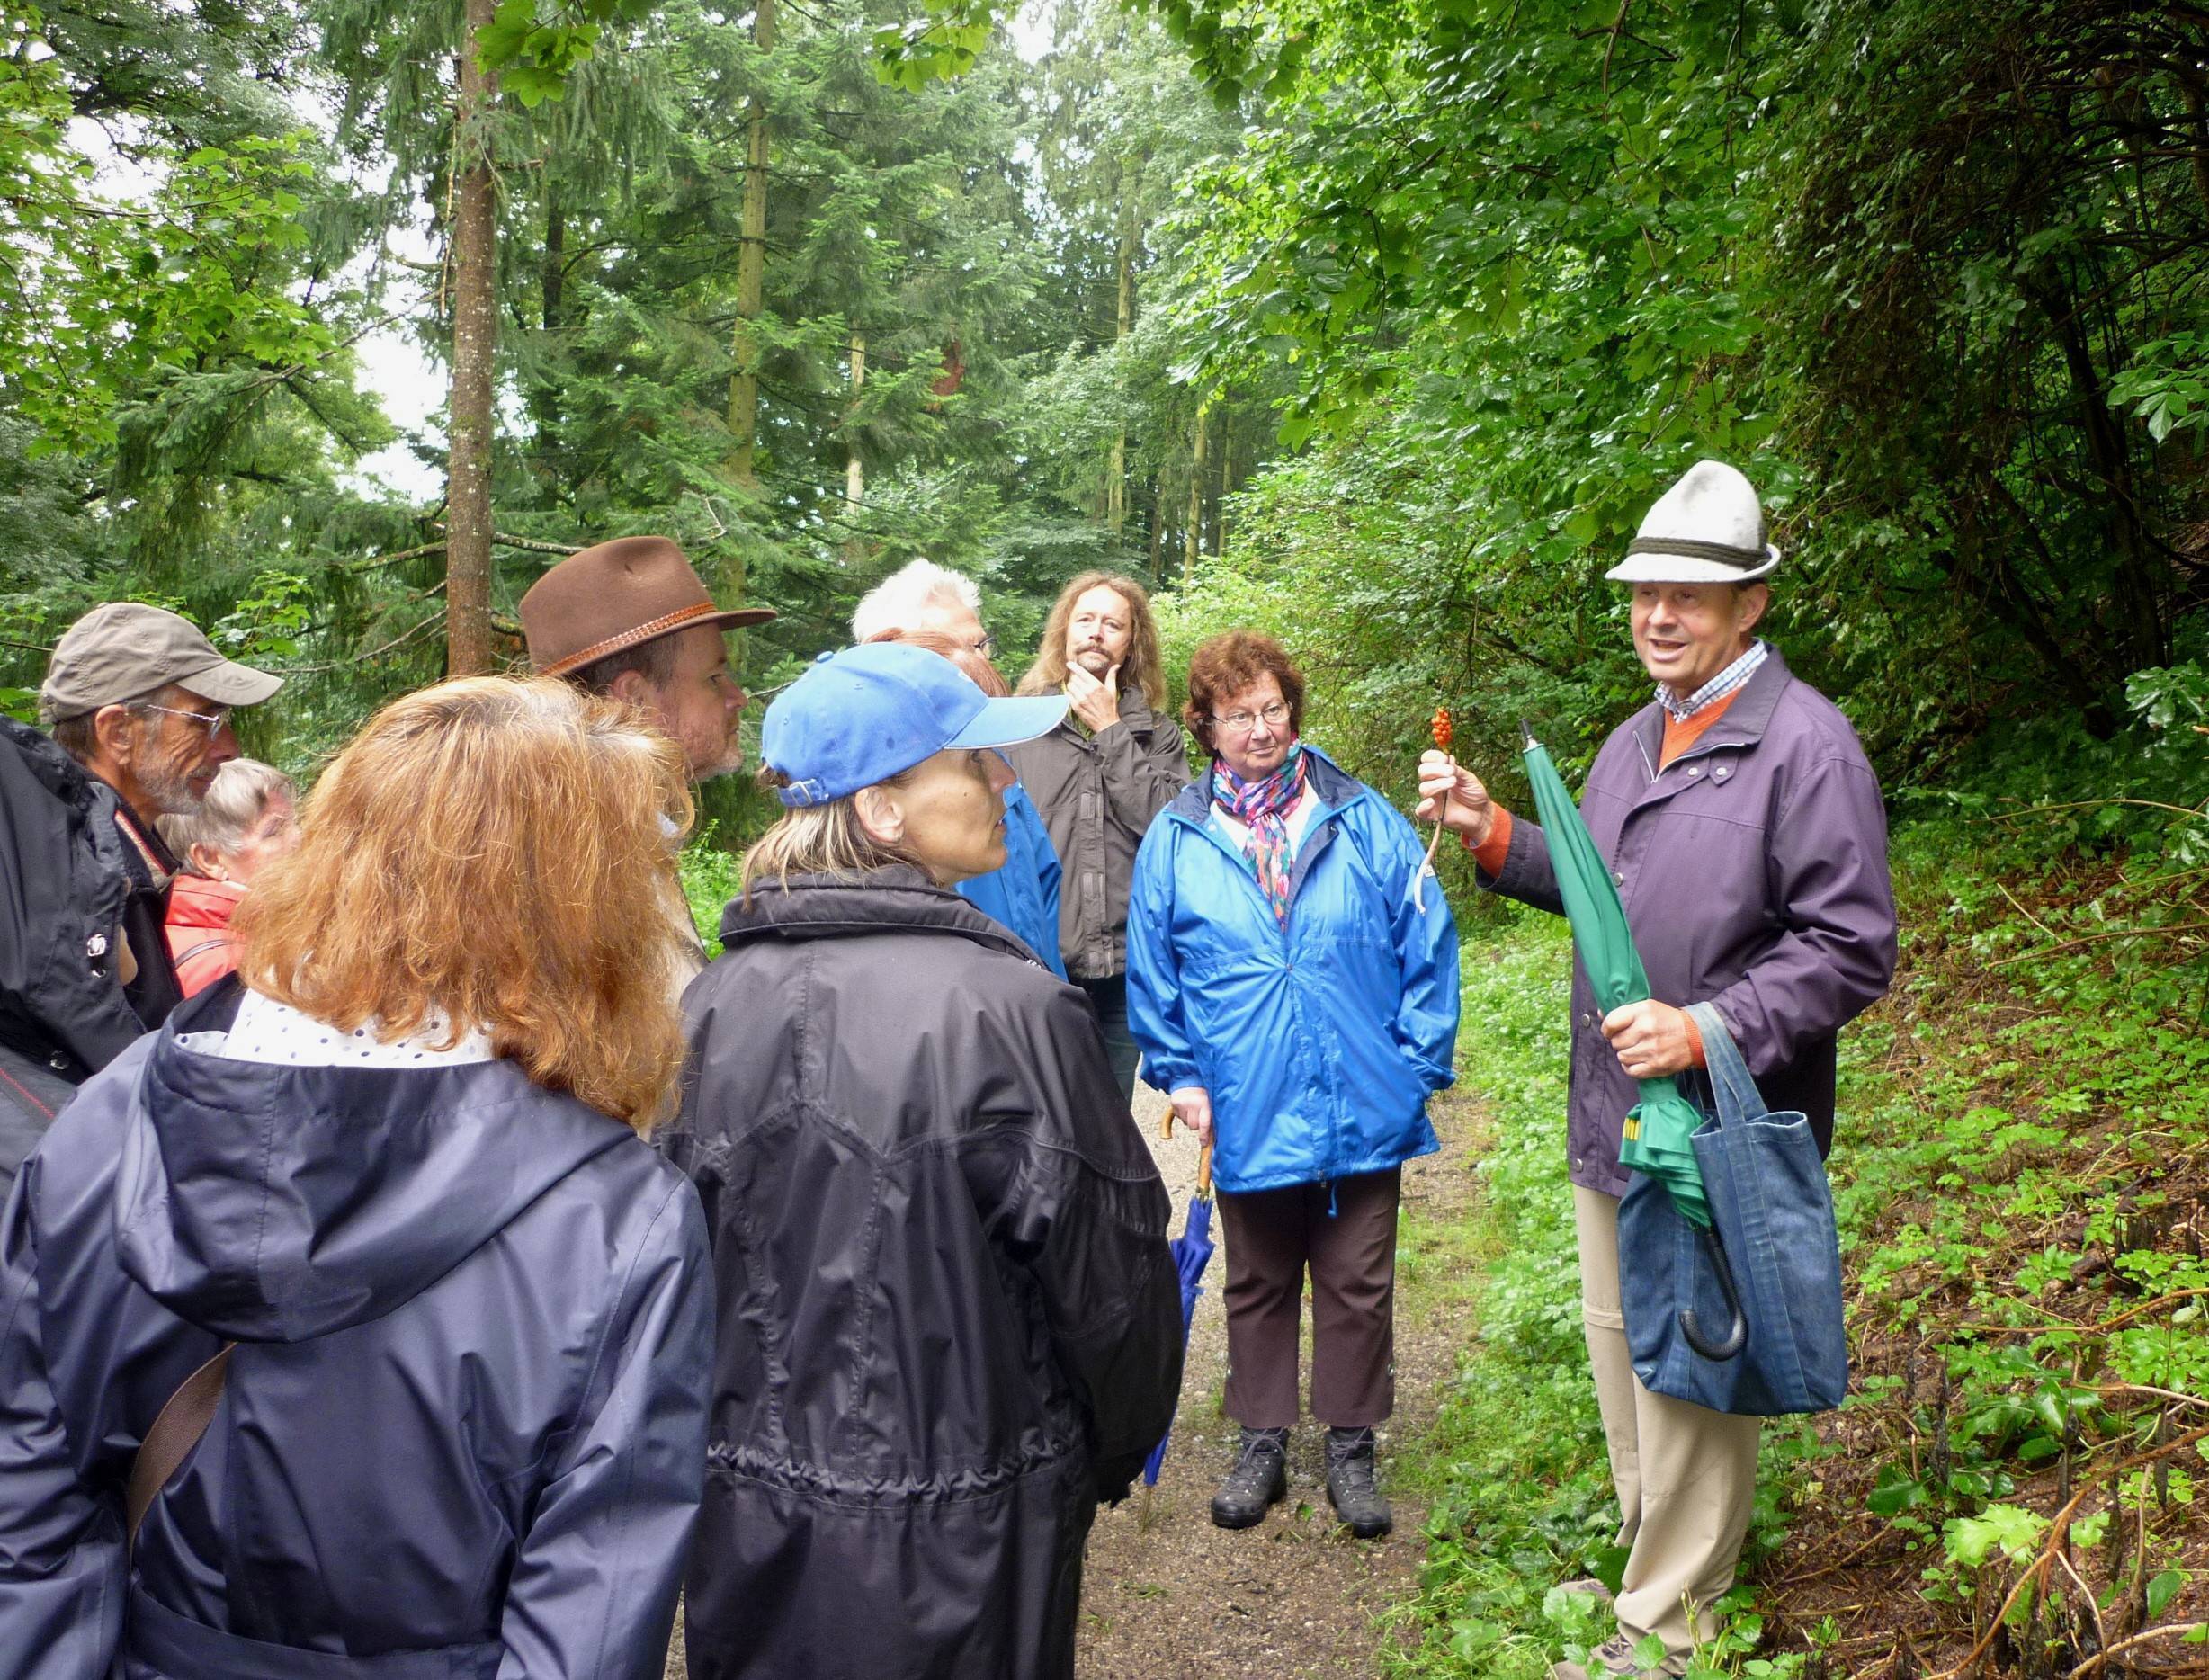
left=1554, top=1575, right=1615, bottom=1609
left=1550, top=1634, right=1642, bottom=1680
left=1211, top=1427, right=1289, bottom=1529
left=1323, top=1425, right=1391, bottom=1539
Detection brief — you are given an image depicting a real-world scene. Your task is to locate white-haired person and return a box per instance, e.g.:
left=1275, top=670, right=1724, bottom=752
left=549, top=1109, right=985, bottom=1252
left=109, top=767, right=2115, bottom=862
left=155, top=758, right=300, bottom=998
left=850, top=556, right=994, bottom=653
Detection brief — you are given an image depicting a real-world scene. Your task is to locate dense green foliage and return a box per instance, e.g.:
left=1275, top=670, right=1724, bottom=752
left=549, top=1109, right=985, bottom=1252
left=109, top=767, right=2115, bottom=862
left=0, top=0, right=1260, bottom=802
left=1140, top=0, right=2209, bottom=799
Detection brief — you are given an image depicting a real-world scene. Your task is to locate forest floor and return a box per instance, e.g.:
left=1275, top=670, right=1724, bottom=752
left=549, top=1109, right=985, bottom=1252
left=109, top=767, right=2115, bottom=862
left=1073, top=1085, right=1489, bottom=1680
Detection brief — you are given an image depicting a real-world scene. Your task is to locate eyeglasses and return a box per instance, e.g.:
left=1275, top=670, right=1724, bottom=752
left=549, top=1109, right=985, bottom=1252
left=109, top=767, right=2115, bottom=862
left=134, top=701, right=232, bottom=739
left=972, top=633, right=997, bottom=658
left=1210, top=701, right=1291, bottom=735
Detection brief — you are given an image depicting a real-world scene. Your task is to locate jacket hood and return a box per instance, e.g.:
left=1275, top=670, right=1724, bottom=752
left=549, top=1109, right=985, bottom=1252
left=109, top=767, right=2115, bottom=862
left=113, top=991, right=638, bottom=1343
left=1, top=715, right=86, bottom=805
left=718, top=862, right=1043, bottom=961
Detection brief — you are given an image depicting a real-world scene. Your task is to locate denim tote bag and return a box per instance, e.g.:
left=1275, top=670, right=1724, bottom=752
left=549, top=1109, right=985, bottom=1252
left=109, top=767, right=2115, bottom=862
left=1616, top=1002, right=1848, bottom=1416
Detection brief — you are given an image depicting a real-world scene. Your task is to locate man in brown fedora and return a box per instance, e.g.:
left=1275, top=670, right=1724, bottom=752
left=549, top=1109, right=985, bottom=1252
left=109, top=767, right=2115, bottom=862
left=519, top=535, right=776, bottom=783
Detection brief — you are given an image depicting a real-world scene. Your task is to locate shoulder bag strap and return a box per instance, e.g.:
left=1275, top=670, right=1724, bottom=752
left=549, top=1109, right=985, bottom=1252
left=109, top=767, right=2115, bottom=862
left=126, top=1344, right=235, bottom=1550
left=1686, top=1000, right=1766, bottom=1126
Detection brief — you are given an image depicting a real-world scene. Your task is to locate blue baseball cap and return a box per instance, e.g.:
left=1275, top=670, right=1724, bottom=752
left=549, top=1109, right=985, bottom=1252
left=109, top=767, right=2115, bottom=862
left=762, top=642, right=1069, bottom=808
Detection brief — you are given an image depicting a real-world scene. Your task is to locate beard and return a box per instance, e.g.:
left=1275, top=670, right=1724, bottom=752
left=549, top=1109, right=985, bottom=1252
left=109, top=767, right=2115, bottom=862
left=134, top=743, right=207, bottom=817
left=684, top=730, right=747, bottom=784
left=1070, top=645, right=1115, bottom=677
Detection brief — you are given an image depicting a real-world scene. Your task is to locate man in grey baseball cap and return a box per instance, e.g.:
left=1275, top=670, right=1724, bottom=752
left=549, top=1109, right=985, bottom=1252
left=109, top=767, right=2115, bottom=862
left=1, top=603, right=282, bottom=1190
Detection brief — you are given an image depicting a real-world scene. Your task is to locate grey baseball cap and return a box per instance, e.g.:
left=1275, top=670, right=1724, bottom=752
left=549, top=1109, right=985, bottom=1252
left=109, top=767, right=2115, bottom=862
left=38, top=603, right=283, bottom=724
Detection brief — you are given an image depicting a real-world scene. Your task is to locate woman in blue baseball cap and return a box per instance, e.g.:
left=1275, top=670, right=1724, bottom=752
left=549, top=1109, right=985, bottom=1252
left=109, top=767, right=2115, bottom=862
left=662, top=642, right=1185, bottom=1680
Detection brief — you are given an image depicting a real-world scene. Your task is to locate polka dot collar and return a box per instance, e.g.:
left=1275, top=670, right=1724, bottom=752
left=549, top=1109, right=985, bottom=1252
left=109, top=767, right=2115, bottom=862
left=181, top=987, right=496, bottom=1068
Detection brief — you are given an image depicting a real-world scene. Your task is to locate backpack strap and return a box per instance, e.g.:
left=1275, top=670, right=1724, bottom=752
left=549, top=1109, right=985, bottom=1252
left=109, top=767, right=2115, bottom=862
left=171, top=937, right=230, bottom=971
left=126, top=1345, right=234, bottom=1550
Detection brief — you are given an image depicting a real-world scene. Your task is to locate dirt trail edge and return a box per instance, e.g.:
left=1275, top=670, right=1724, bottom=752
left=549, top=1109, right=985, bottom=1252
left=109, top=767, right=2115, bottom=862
left=1077, top=1089, right=1486, bottom=1680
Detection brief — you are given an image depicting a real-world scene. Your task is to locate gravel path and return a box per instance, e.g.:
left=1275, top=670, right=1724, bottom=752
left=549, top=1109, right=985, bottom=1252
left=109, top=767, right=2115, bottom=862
left=1073, top=1085, right=1479, bottom=1680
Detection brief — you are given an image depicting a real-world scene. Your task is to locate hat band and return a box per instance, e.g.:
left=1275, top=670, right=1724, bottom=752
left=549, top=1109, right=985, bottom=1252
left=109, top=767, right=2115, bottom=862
left=1623, top=536, right=1770, bottom=572
left=538, top=601, right=728, bottom=679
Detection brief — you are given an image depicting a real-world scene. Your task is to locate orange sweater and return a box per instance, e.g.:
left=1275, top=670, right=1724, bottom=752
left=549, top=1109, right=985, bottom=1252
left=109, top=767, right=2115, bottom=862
left=1462, top=691, right=1743, bottom=1068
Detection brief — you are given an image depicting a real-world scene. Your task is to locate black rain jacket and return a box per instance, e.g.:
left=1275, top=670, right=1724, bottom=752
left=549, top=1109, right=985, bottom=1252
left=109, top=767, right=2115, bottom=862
left=1, top=718, right=183, bottom=1194
left=0, top=983, right=713, bottom=1680
left=666, top=867, right=1183, bottom=1680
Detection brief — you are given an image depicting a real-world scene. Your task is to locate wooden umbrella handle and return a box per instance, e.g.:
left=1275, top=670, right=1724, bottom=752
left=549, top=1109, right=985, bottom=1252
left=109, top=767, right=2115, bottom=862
left=1198, top=1139, right=1214, bottom=1201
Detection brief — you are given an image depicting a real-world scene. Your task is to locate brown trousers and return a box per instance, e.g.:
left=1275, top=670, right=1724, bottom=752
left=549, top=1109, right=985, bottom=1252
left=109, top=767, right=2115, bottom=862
left=1217, top=1167, right=1400, bottom=1429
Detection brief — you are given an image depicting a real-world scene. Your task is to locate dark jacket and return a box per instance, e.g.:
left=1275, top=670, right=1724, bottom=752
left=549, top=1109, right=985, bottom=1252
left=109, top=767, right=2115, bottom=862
left=1004, top=698, right=1191, bottom=980
left=0, top=984, right=713, bottom=1680
left=0, top=718, right=182, bottom=1193
left=666, top=868, right=1183, bottom=1680
left=1481, top=648, right=1898, bottom=1195
left=1127, top=749, right=1460, bottom=1194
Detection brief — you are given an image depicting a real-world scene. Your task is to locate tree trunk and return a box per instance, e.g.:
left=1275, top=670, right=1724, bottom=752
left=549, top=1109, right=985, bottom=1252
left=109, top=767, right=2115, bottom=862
left=845, top=328, right=866, bottom=509
left=1148, top=467, right=1167, bottom=585
left=1211, top=400, right=1230, bottom=558
left=528, top=186, right=564, bottom=472
left=446, top=0, right=499, bottom=678
left=1183, top=406, right=1208, bottom=584
left=2035, top=281, right=2169, bottom=675
left=841, top=328, right=867, bottom=566
left=726, top=0, right=775, bottom=508
left=1106, top=185, right=1136, bottom=537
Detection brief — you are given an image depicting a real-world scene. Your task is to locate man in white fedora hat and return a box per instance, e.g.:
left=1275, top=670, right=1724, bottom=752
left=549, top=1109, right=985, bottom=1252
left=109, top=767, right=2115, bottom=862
left=1414, top=460, right=1898, bottom=1675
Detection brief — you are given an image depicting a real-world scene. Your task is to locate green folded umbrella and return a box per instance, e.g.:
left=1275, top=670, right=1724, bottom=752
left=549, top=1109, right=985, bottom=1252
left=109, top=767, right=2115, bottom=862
left=1519, top=726, right=1712, bottom=1231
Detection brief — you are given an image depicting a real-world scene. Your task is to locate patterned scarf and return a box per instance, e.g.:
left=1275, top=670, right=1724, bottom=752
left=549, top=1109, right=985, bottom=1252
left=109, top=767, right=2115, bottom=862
left=1212, top=743, right=1307, bottom=926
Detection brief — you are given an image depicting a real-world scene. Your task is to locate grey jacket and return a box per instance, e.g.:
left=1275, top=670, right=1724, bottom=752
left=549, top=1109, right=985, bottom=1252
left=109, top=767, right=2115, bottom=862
left=1006, top=699, right=1191, bottom=980
left=1482, top=649, right=1898, bottom=1196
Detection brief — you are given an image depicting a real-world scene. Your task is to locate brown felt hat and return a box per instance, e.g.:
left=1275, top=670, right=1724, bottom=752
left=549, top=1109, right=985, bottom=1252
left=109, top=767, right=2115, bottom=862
left=519, top=536, right=775, bottom=678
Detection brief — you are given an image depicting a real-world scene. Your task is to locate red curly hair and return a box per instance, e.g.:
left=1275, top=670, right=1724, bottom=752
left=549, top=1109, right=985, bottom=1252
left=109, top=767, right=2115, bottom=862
left=1182, top=630, right=1306, bottom=755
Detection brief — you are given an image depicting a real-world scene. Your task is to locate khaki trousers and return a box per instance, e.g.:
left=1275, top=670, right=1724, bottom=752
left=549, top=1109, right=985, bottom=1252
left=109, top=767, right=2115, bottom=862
left=1574, top=1185, right=1760, bottom=1667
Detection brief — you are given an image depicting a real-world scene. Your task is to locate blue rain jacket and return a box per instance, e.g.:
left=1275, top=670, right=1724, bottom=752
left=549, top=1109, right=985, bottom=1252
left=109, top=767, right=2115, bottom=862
left=1127, top=747, right=1460, bottom=1195
left=955, top=783, right=1067, bottom=978
left=0, top=983, right=712, bottom=1680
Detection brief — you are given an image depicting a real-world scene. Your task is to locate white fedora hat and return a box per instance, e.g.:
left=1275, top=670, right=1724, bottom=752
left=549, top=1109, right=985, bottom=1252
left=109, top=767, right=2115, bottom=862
left=1604, top=460, right=1781, bottom=584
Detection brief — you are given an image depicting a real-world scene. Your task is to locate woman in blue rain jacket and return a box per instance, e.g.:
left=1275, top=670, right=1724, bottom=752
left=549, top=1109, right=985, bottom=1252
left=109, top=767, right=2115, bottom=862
left=957, top=780, right=1067, bottom=978
left=1127, top=630, right=1457, bottom=1541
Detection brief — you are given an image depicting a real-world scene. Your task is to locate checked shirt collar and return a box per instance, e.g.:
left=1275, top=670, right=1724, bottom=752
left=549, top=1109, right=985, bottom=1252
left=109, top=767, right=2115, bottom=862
left=1658, top=638, right=1769, bottom=723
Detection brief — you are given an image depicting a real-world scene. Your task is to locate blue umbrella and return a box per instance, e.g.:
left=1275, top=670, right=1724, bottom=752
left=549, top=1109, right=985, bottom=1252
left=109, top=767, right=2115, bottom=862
left=1143, top=1139, right=1215, bottom=1487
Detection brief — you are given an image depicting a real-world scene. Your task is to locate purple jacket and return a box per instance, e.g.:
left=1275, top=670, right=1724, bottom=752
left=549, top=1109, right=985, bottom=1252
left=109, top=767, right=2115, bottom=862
left=1482, top=648, right=1898, bottom=1196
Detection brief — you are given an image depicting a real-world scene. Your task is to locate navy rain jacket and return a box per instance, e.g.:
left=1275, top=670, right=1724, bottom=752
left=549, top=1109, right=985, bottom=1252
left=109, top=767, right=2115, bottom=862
left=0, top=984, right=713, bottom=1680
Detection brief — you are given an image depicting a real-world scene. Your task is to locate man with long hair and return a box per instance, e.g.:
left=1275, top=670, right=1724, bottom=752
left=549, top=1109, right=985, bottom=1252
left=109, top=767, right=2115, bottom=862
left=1011, top=571, right=1190, bottom=1098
